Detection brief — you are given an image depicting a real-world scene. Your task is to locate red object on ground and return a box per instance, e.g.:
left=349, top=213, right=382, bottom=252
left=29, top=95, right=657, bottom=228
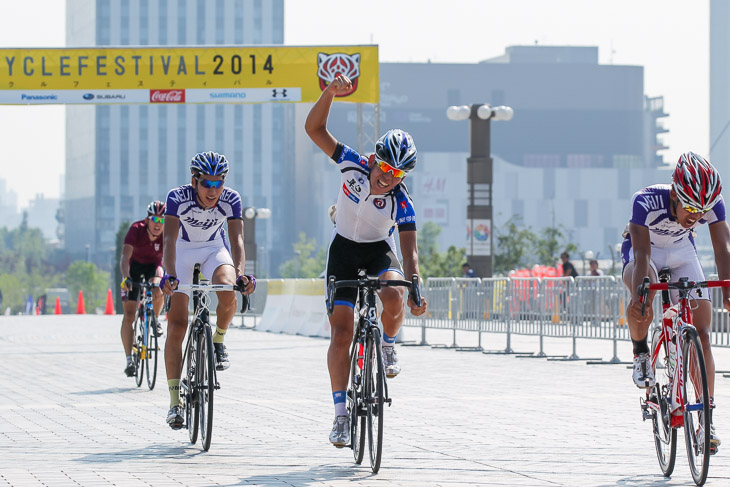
left=35, top=306, right=40, bottom=316
left=104, top=288, right=114, bottom=315
left=54, top=296, right=62, bottom=315
left=76, top=290, right=86, bottom=314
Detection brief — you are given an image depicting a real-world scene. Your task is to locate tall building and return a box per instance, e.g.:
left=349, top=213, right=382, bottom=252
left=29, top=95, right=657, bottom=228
left=0, top=178, right=20, bottom=229
left=711, top=0, right=730, bottom=177
left=64, top=0, right=290, bottom=273
left=294, top=46, right=673, bottom=266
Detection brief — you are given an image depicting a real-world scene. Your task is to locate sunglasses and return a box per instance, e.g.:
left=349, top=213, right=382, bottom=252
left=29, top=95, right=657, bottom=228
left=683, top=205, right=705, bottom=214
left=195, top=176, right=224, bottom=189
left=149, top=216, right=164, bottom=224
left=376, top=160, right=406, bottom=179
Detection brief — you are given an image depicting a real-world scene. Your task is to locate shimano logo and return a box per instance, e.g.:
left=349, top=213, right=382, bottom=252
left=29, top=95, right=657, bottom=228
left=210, top=92, right=246, bottom=99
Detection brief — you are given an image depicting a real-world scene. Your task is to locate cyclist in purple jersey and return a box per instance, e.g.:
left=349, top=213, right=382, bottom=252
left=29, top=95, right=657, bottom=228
left=159, top=151, right=255, bottom=430
left=119, top=201, right=165, bottom=377
left=622, top=151, right=730, bottom=453
left=306, top=74, right=428, bottom=448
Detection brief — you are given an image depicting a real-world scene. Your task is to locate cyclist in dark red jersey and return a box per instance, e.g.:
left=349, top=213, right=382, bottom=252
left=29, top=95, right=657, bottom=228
left=120, top=201, right=165, bottom=377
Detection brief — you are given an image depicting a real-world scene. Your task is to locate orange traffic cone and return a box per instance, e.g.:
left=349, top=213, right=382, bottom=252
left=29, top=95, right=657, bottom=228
left=35, top=305, right=40, bottom=316
left=104, top=288, right=114, bottom=315
left=76, top=290, right=86, bottom=314
left=54, top=296, right=62, bottom=315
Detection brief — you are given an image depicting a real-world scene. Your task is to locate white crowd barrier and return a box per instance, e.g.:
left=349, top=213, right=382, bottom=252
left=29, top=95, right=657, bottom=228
left=255, top=279, right=330, bottom=338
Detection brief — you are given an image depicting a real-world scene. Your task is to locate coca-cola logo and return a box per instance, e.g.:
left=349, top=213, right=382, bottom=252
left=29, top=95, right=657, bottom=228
left=149, top=89, right=186, bottom=103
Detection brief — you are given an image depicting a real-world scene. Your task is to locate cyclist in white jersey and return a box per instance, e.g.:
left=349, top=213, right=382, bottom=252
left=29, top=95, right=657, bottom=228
left=159, top=151, right=255, bottom=429
left=306, top=74, right=428, bottom=448
left=622, top=151, right=730, bottom=453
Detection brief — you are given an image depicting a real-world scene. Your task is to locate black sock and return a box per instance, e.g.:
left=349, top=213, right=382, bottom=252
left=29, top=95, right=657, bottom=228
left=632, top=337, right=649, bottom=356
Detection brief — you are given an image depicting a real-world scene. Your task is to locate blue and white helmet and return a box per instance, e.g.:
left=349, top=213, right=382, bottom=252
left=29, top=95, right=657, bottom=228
left=190, top=151, right=229, bottom=178
left=374, top=129, right=417, bottom=173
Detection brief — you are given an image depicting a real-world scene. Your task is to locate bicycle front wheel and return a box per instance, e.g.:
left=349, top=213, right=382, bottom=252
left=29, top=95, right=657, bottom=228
left=146, top=316, right=159, bottom=390
left=186, top=333, right=199, bottom=445
left=198, top=325, right=216, bottom=451
left=682, top=326, right=711, bottom=486
left=349, top=339, right=366, bottom=464
left=649, top=325, right=676, bottom=476
left=365, top=331, right=385, bottom=473
left=133, top=314, right=145, bottom=388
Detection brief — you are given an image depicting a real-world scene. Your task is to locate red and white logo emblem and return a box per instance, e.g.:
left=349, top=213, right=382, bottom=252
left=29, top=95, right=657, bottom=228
left=373, top=198, right=386, bottom=209
left=317, top=53, right=360, bottom=97
left=150, top=89, right=185, bottom=103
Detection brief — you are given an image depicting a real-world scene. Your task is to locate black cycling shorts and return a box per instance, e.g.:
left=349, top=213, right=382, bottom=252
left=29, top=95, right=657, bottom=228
left=326, top=233, right=403, bottom=307
left=124, top=261, right=162, bottom=301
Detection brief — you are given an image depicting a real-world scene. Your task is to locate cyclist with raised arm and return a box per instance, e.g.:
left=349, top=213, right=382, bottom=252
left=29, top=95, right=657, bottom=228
left=120, top=201, right=165, bottom=378
left=159, top=152, right=255, bottom=429
left=622, top=151, right=730, bottom=453
left=305, top=74, right=429, bottom=448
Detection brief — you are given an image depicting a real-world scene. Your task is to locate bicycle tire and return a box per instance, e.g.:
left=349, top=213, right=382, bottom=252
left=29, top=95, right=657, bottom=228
left=146, top=315, right=159, bottom=390
left=681, top=326, right=711, bottom=485
left=133, top=312, right=145, bottom=388
left=186, top=331, right=200, bottom=445
left=366, top=331, right=385, bottom=473
left=349, top=338, right=366, bottom=464
left=199, top=325, right=216, bottom=451
left=648, top=325, right=677, bottom=476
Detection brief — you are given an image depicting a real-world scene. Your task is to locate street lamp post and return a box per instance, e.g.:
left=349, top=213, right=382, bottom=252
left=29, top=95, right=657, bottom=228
left=446, top=103, right=514, bottom=278
left=242, top=207, right=271, bottom=276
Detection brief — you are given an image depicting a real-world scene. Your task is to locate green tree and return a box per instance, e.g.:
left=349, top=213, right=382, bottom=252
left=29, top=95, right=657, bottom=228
left=65, top=261, right=111, bottom=313
left=494, top=216, right=536, bottom=274
left=113, top=220, right=130, bottom=313
left=533, top=225, right=577, bottom=266
left=417, top=222, right=466, bottom=279
left=279, top=233, right=327, bottom=278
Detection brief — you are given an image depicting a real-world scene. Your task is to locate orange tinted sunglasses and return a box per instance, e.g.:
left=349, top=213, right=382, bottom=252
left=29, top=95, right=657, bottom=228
left=376, top=160, right=406, bottom=178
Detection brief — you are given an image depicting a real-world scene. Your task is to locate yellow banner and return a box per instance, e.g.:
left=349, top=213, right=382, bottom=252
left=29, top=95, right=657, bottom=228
left=0, top=45, right=378, bottom=104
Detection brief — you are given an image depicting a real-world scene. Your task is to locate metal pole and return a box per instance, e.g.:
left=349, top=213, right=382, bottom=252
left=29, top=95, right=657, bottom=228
left=466, top=104, right=493, bottom=278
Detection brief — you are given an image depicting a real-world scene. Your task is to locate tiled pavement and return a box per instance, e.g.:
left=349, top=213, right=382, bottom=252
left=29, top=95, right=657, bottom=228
left=2, top=315, right=730, bottom=486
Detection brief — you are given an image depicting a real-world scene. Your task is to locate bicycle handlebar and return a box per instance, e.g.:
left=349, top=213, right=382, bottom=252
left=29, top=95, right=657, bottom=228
left=638, top=277, right=730, bottom=316
left=326, top=275, right=422, bottom=316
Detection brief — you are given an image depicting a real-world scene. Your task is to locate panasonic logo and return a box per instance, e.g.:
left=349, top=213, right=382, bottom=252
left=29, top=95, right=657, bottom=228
left=21, top=93, right=58, bottom=101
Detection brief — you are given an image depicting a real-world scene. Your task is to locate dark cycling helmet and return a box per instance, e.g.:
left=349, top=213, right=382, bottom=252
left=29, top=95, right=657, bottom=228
left=672, top=151, right=722, bottom=212
left=374, top=129, right=417, bottom=174
left=190, top=151, right=229, bottom=178
left=147, top=200, right=166, bottom=216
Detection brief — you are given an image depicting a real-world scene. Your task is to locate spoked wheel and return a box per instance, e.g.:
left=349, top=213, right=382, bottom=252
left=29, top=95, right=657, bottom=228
left=349, top=340, right=366, bottom=464
left=682, top=326, right=711, bottom=486
left=146, top=316, right=159, bottom=390
left=365, top=332, right=385, bottom=473
left=186, top=334, right=200, bottom=445
left=198, top=326, right=216, bottom=451
left=133, top=314, right=145, bottom=388
left=649, top=325, right=677, bottom=476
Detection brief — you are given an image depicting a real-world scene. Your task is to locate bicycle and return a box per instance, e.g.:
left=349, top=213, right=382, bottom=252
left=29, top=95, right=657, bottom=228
left=130, top=278, right=160, bottom=390
left=638, top=269, right=728, bottom=485
left=175, top=264, right=248, bottom=452
left=326, top=270, right=421, bottom=473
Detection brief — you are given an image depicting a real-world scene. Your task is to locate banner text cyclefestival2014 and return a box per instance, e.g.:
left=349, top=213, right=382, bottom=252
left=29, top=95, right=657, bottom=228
left=0, top=45, right=378, bottom=104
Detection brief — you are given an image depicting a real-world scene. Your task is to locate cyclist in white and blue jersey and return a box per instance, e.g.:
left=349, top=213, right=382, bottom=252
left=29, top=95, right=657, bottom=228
left=306, top=74, right=428, bottom=448
left=622, top=151, right=730, bottom=453
left=159, top=151, right=255, bottom=429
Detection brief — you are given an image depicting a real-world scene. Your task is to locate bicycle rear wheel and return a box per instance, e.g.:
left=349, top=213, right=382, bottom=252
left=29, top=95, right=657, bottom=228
left=146, top=316, right=159, bottom=390
left=365, top=331, right=385, bottom=473
left=682, top=326, right=711, bottom=486
left=133, top=313, right=145, bottom=388
left=349, top=339, right=366, bottom=464
left=198, top=325, right=216, bottom=451
left=186, top=332, right=199, bottom=444
left=649, top=325, right=677, bottom=476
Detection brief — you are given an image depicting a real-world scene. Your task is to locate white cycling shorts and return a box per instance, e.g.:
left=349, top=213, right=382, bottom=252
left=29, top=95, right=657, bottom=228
left=624, top=242, right=708, bottom=301
left=174, top=241, right=234, bottom=298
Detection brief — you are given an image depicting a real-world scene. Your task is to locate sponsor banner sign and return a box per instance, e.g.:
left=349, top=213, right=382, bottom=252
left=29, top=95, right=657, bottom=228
left=467, top=219, right=491, bottom=256
left=0, top=45, right=378, bottom=105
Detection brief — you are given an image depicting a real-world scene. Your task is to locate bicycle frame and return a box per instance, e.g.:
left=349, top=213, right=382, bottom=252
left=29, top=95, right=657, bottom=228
left=351, top=283, right=391, bottom=404
left=134, top=279, right=156, bottom=360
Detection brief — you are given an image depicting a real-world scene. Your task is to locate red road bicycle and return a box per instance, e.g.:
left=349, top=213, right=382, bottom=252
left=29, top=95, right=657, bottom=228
left=638, top=269, right=728, bottom=485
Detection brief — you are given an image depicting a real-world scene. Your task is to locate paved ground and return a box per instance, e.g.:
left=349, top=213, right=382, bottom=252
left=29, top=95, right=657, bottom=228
left=2, top=315, right=730, bottom=486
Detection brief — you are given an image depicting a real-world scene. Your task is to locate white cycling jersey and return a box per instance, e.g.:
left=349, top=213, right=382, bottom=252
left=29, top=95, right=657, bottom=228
left=330, top=143, right=416, bottom=248
left=165, top=183, right=242, bottom=246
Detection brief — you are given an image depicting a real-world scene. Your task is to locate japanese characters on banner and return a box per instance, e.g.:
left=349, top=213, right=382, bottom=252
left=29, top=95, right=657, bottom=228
left=467, top=219, right=491, bottom=256
left=0, top=45, right=379, bottom=105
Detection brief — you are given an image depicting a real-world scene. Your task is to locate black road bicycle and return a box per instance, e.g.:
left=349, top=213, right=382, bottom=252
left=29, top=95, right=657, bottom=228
left=327, top=271, right=421, bottom=473
left=175, top=264, right=248, bottom=451
left=131, top=278, right=160, bottom=390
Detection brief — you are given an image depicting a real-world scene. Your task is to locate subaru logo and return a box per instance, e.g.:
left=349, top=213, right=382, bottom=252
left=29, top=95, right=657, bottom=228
left=82, top=93, right=94, bottom=100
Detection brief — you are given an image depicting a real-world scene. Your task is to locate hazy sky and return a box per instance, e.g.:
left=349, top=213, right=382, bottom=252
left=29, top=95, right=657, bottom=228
left=0, top=0, right=709, bottom=208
